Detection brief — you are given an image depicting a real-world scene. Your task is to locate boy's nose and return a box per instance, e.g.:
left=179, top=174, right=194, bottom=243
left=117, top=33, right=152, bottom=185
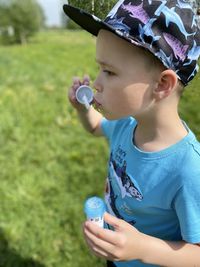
left=93, top=77, right=103, bottom=92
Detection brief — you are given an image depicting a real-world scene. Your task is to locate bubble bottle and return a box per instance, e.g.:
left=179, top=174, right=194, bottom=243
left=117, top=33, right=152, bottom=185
left=84, top=196, right=106, bottom=228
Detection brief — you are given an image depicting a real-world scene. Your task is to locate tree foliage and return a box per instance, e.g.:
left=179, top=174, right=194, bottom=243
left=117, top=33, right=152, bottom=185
left=66, top=0, right=200, bottom=28
left=68, top=0, right=200, bottom=14
left=68, top=0, right=118, bottom=19
left=0, top=0, right=44, bottom=45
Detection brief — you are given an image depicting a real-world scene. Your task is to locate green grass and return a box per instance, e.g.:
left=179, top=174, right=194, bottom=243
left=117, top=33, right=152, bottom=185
left=0, top=30, right=107, bottom=267
left=0, top=30, right=199, bottom=267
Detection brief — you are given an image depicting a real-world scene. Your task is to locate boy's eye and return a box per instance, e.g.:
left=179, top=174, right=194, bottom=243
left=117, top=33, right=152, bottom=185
left=103, top=70, right=114, bottom=76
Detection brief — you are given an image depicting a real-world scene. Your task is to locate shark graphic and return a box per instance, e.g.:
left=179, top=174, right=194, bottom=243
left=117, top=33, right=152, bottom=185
left=109, top=156, right=143, bottom=201
left=104, top=151, right=146, bottom=226
left=105, top=176, right=136, bottom=226
left=122, top=2, right=150, bottom=24
left=139, top=18, right=161, bottom=47
left=191, top=16, right=198, bottom=28
left=184, top=40, right=200, bottom=66
left=187, top=40, right=200, bottom=61
left=176, top=0, right=197, bottom=28
left=107, top=0, right=124, bottom=19
left=176, top=0, right=192, bottom=9
left=109, top=160, right=125, bottom=198
left=155, top=49, right=177, bottom=69
left=163, top=32, right=189, bottom=61
left=155, top=2, right=194, bottom=39
left=187, top=64, right=199, bottom=81
left=107, top=17, right=131, bottom=34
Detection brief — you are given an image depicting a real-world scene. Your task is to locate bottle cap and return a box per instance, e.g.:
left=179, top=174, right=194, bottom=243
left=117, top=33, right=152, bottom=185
left=84, top=196, right=106, bottom=218
left=75, top=85, right=93, bottom=109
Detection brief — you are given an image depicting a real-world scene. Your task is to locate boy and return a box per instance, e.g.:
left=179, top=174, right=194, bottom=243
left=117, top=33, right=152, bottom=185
left=63, top=0, right=200, bottom=266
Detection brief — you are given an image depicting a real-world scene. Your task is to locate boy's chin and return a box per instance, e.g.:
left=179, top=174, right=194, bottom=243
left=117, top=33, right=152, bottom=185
left=96, top=106, right=130, bottom=120
left=102, top=112, right=115, bottom=121
left=103, top=112, right=127, bottom=121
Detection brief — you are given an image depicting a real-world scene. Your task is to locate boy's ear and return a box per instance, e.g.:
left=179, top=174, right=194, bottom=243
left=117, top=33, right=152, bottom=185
left=154, top=70, right=178, bottom=100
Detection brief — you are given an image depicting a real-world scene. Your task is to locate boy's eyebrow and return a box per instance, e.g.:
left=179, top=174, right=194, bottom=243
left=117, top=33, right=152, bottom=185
left=95, top=59, right=115, bottom=68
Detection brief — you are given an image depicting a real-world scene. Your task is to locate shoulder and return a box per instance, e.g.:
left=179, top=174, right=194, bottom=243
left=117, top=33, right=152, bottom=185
left=109, top=116, right=136, bottom=127
left=115, top=116, right=136, bottom=130
left=101, top=116, right=136, bottom=139
left=183, top=138, right=200, bottom=169
left=178, top=138, right=200, bottom=185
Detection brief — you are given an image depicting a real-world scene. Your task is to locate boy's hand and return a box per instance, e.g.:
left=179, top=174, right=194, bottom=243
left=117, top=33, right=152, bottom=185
left=68, top=75, right=90, bottom=110
left=83, top=212, right=145, bottom=262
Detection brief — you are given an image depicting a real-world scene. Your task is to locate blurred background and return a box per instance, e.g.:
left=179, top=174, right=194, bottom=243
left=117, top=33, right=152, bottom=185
left=0, top=1, right=200, bottom=267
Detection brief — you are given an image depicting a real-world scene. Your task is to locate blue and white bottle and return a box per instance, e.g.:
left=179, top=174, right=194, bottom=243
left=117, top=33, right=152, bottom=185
left=84, top=196, right=106, bottom=228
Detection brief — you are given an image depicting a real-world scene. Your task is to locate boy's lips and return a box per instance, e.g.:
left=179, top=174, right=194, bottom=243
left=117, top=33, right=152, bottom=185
left=93, top=97, right=102, bottom=109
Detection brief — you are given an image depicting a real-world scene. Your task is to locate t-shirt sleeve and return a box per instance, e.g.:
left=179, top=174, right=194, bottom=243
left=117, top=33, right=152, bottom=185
left=100, top=118, right=118, bottom=140
left=174, top=169, right=200, bottom=244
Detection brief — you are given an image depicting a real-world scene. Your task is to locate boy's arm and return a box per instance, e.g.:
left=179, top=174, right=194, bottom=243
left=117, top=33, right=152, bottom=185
left=68, top=75, right=104, bottom=136
left=83, top=212, right=200, bottom=267
left=141, top=233, right=200, bottom=267
left=76, top=105, right=104, bottom=136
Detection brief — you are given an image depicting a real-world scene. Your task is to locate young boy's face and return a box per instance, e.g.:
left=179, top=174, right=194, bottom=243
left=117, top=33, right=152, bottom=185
left=94, top=30, right=159, bottom=120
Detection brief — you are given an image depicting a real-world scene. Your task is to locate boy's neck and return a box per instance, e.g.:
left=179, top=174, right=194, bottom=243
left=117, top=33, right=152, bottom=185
left=133, top=112, right=188, bottom=152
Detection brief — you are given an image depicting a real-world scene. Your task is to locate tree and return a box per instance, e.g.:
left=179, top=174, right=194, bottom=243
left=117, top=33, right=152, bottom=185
left=65, top=0, right=200, bottom=28
left=67, top=0, right=200, bottom=20
left=0, top=0, right=44, bottom=45
left=68, top=0, right=118, bottom=19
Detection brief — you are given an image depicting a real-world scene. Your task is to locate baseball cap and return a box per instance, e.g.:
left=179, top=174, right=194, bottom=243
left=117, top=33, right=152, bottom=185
left=63, top=0, right=200, bottom=85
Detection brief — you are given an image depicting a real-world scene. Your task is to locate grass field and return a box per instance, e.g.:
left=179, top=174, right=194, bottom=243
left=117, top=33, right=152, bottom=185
left=0, top=30, right=200, bottom=267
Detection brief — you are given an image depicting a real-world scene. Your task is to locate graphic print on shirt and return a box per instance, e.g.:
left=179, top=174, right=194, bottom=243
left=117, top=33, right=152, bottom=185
left=105, top=146, right=143, bottom=226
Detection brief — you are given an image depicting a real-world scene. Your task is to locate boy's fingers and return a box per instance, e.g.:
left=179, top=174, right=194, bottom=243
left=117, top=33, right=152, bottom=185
left=73, top=76, right=80, bottom=82
left=104, top=212, right=124, bottom=231
left=72, top=76, right=81, bottom=88
left=72, top=75, right=90, bottom=89
left=68, top=88, right=76, bottom=101
left=83, top=74, right=90, bottom=85
left=84, top=221, right=119, bottom=246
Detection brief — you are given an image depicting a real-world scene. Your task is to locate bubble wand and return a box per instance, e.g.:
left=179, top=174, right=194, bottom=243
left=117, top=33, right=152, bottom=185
left=76, top=85, right=93, bottom=109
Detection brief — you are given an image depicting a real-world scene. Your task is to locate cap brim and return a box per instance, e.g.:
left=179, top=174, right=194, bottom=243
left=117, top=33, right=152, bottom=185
left=64, top=4, right=149, bottom=63
left=63, top=4, right=143, bottom=46
left=63, top=4, right=115, bottom=36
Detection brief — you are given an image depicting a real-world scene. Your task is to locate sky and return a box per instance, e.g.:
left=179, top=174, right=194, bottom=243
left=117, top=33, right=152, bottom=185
left=36, top=0, right=67, bottom=27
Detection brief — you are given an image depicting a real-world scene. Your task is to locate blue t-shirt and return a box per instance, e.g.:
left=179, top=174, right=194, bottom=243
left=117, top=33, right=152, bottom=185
left=101, top=117, right=200, bottom=267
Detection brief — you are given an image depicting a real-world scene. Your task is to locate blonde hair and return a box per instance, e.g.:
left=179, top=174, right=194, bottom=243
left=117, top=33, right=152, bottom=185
left=140, top=47, right=185, bottom=96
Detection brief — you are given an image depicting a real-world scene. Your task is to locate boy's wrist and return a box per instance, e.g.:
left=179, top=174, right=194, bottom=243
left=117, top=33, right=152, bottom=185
left=75, top=104, right=91, bottom=114
left=138, top=233, right=168, bottom=265
left=132, top=231, right=163, bottom=264
left=136, top=232, right=152, bottom=263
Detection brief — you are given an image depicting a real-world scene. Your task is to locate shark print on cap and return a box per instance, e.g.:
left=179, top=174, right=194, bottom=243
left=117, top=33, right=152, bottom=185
left=155, top=2, right=195, bottom=40
left=104, top=0, right=200, bottom=85
left=122, top=2, right=150, bottom=24
left=106, top=17, right=131, bottom=34
left=163, top=32, right=189, bottom=62
left=184, top=40, right=200, bottom=66
left=64, top=0, right=200, bottom=85
left=107, top=0, right=125, bottom=19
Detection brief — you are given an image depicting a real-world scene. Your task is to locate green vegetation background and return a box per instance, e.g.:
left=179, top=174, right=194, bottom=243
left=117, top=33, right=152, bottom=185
left=0, top=30, right=199, bottom=267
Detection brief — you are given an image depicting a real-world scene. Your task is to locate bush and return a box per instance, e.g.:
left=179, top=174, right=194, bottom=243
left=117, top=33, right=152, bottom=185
left=0, top=0, right=44, bottom=45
